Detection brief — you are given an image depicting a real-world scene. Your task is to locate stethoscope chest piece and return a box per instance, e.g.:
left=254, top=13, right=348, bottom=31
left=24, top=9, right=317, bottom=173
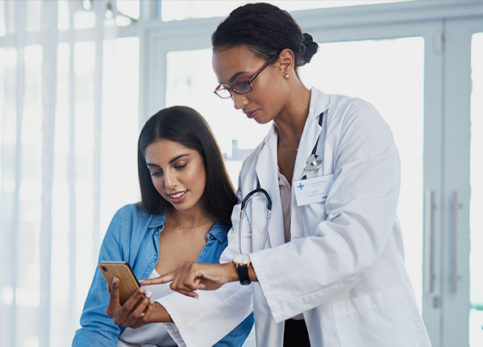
left=304, top=153, right=322, bottom=172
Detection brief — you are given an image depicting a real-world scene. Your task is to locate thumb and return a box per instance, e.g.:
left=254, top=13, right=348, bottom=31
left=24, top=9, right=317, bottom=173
left=140, top=271, right=175, bottom=285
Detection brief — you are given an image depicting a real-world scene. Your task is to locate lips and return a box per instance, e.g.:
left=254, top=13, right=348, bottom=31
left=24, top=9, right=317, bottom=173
left=167, top=191, right=187, bottom=204
left=245, top=109, right=259, bottom=119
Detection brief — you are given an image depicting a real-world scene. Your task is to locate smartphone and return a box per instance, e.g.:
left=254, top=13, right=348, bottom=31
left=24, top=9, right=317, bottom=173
left=99, top=261, right=140, bottom=305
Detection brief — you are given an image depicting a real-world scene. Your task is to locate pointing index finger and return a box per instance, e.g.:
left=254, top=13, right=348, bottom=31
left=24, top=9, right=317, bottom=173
left=140, top=271, right=175, bottom=285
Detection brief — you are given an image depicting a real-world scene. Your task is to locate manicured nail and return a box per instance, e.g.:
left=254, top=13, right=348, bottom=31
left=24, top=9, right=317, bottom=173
left=139, top=287, right=146, bottom=294
left=112, top=277, right=119, bottom=285
left=145, top=290, right=152, bottom=299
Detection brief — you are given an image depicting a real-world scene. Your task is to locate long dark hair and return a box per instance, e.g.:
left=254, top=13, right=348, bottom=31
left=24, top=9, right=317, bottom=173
left=138, top=106, right=237, bottom=223
left=212, top=2, right=318, bottom=69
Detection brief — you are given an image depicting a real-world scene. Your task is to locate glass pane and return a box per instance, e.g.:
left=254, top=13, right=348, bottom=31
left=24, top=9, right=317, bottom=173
left=0, top=46, right=17, bottom=347
left=299, top=37, right=425, bottom=310
left=166, top=49, right=271, bottom=186
left=50, top=42, right=73, bottom=347
left=0, top=3, right=5, bottom=36
left=161, top=0, right=414, bottom=21
left=25, top=0, right=41, bottom=32
left=18, top=44, right=43, bottom=347
left=100, top=37, right=140, bottom=234
left=72, top=41, right=97, bottom=315
left=470, top=32, right=483, bottom=347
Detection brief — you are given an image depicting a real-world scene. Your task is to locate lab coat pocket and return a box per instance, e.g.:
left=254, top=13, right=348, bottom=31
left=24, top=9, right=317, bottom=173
left=330, top=288, right=419, bottom=347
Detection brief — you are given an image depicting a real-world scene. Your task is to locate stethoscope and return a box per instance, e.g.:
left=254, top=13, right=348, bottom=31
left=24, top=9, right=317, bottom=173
left=237, top=112, right=325, bottom=254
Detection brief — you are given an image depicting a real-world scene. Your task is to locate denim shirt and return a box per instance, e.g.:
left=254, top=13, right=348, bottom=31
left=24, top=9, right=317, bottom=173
left=72, top=204, right=253, bottom=347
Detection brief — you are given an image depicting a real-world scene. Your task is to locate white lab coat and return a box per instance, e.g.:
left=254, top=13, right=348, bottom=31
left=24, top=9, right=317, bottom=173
left=159, top=88, right=431, bottom=347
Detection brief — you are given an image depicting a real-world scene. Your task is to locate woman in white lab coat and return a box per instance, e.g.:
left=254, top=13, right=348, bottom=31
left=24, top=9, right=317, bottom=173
left=142, top=3, right=432, bottom=346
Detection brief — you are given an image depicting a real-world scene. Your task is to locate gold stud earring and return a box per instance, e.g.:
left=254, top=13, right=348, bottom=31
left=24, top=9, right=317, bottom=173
left=284, top=74, right=289, bottom=80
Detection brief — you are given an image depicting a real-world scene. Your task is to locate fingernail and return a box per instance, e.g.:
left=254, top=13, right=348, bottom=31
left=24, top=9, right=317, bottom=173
left=139, top=287, right=146, bottom=294
left=199, top=284, right=206, bottom=289
left=145, top=290, right=152, bottom=299
left=112, top=277, right=119, bottom=285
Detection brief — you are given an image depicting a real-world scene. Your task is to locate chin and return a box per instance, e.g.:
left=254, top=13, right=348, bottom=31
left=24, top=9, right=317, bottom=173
left=254, top=117, right=273, bottom=125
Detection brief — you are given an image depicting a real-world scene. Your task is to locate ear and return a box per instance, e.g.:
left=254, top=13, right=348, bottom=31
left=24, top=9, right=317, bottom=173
left=277, top=48, right=295, bottom=76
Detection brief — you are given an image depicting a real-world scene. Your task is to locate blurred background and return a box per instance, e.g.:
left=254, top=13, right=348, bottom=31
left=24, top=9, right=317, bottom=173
left=0, top=0, right=482, bottom=346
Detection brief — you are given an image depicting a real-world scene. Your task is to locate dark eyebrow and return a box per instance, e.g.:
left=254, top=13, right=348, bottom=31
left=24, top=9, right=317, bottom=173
left=146, top=163, right=160, bottom=168
left=146, top=154, right=189, bottom=168
left=228, top=71, right=247, bottom=84
left=169, top=154, right=189, bottom=164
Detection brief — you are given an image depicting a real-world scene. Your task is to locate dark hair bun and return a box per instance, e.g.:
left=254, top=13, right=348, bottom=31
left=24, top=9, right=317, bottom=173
left=301, top=33, right=319, bottom=65
left=212, top=3, right=318, bottom=68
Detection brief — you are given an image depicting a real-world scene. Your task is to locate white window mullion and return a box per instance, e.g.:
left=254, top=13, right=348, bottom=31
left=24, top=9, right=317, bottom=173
left=67, top=0, right=78, bottom=333
left=92, top=0, right=105, bottom=258
left=11, top=1, right=26, bottom=346
left=39, top=1, right=58, bottom=346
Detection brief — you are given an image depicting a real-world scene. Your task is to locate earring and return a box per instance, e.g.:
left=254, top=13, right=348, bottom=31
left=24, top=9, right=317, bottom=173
left=284, top=74, right=289, bottom=80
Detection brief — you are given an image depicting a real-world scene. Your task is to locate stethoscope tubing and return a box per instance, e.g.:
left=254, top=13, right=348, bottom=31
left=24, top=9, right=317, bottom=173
left=237, top=111, right=324, bottom=254
left=238, top=186, right=272, bottom=254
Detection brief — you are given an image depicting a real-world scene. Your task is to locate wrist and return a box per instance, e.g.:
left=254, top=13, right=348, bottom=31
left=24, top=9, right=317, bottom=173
left=232, top=254, right=252, bottom=285
left=224, top=262, right=239, bottom=283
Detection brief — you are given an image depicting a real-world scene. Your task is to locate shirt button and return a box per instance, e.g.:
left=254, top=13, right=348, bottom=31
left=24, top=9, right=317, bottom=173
left=209, top=234, right=215, bottom=240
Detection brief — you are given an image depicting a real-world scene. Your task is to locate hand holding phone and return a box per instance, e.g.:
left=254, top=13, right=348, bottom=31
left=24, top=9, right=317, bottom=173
left=99, top=261, right=140, bottom=305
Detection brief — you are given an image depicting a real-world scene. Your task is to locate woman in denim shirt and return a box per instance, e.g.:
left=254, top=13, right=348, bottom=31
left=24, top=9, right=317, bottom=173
left=72, top=106, right=253, bottom=347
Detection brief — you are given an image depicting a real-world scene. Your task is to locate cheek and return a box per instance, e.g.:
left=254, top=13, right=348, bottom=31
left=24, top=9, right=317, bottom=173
left=190, top=165, right=207, bottom=193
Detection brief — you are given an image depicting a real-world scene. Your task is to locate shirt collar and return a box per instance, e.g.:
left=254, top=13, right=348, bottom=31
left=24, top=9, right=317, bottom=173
left=147, top=208, right=167, bottom=229
left=147, top=208, right=229, bottom=243
left=206, top=219, right=230, bottom=244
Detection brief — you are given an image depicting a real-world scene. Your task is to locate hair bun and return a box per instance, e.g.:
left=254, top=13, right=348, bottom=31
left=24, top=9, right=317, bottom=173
left=302, top=33, right=319, bottom=64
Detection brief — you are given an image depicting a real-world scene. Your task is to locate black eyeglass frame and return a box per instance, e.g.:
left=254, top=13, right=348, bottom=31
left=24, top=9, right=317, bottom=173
left=213, top=53, right=280, bottom=99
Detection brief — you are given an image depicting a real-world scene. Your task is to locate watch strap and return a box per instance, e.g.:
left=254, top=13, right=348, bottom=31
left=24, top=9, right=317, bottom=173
left=235, top=264, right=251, bottom=285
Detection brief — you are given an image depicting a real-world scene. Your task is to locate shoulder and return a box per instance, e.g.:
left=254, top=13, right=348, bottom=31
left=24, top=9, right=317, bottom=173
left=110, top=203, right=151, bottom=225
left=327, top=94, right=387, bottom=129
left=107, top=203, right=164, bottom=238
left=327, top=94, right=394, bottom=146
left=100, top=203, right=164, bottom=260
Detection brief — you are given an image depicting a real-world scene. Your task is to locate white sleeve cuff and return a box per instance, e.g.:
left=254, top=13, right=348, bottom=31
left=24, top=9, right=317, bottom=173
left=157, top=284, right=252, bottom=347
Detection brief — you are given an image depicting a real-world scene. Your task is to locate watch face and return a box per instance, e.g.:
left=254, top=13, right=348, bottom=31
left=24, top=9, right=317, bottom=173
left=234, top=254, right=251, bottom=265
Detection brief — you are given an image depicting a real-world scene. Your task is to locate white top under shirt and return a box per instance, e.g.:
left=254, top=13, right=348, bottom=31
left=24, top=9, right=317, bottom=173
left=278, top=170, right=304, bottom=321
left=118, top=269, right=177, bottom=347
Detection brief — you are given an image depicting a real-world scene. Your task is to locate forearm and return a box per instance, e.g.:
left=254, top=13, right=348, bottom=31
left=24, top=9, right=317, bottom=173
left=149, top=302, right=173, bottom=322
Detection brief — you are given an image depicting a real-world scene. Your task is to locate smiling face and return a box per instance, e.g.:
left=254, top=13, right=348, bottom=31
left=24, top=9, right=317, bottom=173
left=212, top=45, right=290, bottom=124
left=144, top=139, right=206, bottom=213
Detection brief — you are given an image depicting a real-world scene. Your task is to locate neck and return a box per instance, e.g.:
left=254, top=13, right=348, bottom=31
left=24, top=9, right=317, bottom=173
left=274, top=83, right=311, bottom=147
left=166, top=205, right=215, bottom=230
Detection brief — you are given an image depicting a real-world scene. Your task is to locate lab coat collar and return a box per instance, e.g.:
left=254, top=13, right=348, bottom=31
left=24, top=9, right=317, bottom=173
left=252, top=88, right=329, bottom=247
left=293, top=88, right=330, bottom=181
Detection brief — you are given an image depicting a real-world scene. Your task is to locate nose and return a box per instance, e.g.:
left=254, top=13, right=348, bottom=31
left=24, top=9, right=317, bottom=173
left=163, top=170, right=177, bottom=190
left=232, top=93, right=248, bottom=110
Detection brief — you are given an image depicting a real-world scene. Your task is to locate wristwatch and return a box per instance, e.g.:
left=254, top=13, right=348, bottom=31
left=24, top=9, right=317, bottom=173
left=233, top=254, right=251, bottom=285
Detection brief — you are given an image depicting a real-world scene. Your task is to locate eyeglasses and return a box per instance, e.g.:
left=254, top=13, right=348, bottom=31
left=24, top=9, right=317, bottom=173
left=213, top=53, right=279, bottom=99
